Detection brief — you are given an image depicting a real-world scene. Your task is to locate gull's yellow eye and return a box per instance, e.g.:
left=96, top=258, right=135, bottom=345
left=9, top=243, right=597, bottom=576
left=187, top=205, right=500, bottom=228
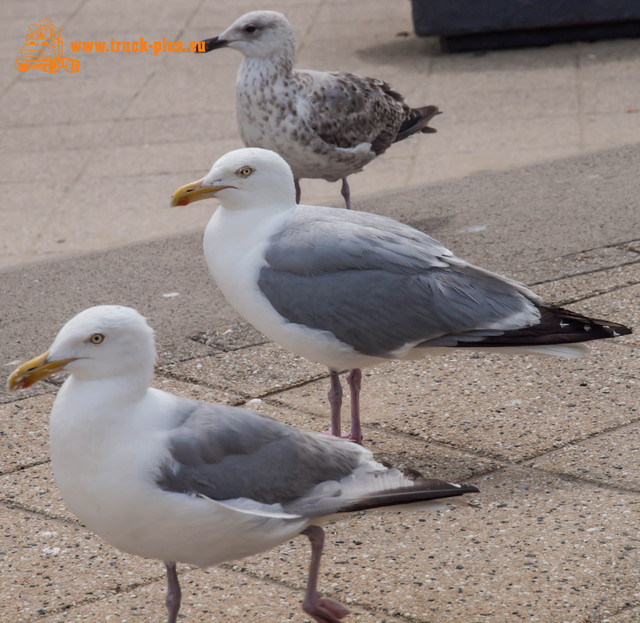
left=235, top=166, right=254, bottom=178
left=89, top=333, right=104, bottom=344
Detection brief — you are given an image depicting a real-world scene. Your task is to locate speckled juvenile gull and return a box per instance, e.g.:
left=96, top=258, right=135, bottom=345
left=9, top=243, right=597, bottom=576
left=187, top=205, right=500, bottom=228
left=171, top=148, right=632, bottom=442
left=7, top=305, right=478, bottom=623
left=198, top=10, right=439, bottom=209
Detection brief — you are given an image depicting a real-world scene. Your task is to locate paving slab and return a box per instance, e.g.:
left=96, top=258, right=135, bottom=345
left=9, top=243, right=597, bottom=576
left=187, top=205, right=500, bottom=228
left=123, top=63, right=238, bottom=119
left=65, top=0, right=201, bottom=34
left=538, top=263, right=640, bottom=307
left=236, top=466, right=640, bottom=622
left=520, top=245, right=640, bottom=291
left=3, top=0, right=640, bottom=268
left=360, top=144, right=640, bottom=274
left=103, top=112, right=238, bottom=147
left=527, top=421, right=640, bottom=491
left=0, top=504, right=162, bottom=622
left=0, top=232, right=223, bottom=367
left=0, top=393, right=55, bottom=474
left=160, top=343, right=328, bottom=399
left=1, top=482, right=409, bottom=622
left=190, top=319, right=269, bottom=352
left=1, top=462, right=71, bottom=521
left=608, top=606, right=640, bottom=622
left=275, top=344, right=637, bottom=463
left=36, top=564, right=411, bottom=623
left=1, top=120, right=113, bottom=153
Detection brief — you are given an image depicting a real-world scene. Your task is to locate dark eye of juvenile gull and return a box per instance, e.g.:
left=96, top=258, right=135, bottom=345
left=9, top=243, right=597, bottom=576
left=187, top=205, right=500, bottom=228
left=244, top=24, right=257, bottom=33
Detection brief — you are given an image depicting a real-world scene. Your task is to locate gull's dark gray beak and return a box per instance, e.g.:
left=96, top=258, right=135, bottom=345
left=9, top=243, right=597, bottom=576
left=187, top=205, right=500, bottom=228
left=197, top=36, right=228, bottom=53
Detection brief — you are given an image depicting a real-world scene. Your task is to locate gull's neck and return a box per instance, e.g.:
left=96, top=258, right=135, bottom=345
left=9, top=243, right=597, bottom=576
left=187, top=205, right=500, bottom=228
left=239, top=47, right=295, bottom=83
left=204, top=202, right=295, bottom=271
left=215, top=201, right=295, bottom=234
left=60, top=373, right=151, bottom=413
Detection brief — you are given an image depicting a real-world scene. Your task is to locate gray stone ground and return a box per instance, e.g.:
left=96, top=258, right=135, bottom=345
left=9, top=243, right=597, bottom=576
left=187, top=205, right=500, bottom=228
left=2, top=0, right=640, bottom=268
left=1, top=0, right=640, bottom=621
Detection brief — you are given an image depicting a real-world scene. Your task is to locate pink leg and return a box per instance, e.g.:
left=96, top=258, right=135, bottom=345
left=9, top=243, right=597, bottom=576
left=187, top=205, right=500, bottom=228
left=301, top=526, right=349, bottom=623
left=164, top=562, right=181, bottom=623
left=327, top=370, right=343, bottom=437
left=346, top=368, right=363, bottom=443
left=295, top=178, right=301, bottom=204
left=324, top=371, right=356, bottom=439
left=340, top=178, right=351, bottom=210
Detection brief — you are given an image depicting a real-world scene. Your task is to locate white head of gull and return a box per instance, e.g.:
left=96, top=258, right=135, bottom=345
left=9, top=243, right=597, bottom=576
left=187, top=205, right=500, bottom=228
left=171, top=148, right=632, bottom=444
left=8, top=305, right=478, bottom=623
left=197, top=10, right=440, bottom=209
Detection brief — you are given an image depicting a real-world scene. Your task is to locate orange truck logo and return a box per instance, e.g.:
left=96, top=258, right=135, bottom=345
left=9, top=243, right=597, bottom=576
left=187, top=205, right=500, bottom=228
left=15, top=18, right=79, bottom=74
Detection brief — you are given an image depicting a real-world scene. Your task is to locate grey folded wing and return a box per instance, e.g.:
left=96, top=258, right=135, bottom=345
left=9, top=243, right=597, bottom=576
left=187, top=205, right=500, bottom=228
left=156, top=399, right=363, bottom=505
left=258, top=207, right=542, bottom=357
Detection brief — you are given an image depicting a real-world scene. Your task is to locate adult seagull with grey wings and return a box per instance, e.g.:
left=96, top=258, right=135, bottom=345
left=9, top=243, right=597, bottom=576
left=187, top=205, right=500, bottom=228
left=171, top=147, right=632, bottom=443
left=7, top=305, right=478, bottom=623
left=198, top=10, right=439, bottom=209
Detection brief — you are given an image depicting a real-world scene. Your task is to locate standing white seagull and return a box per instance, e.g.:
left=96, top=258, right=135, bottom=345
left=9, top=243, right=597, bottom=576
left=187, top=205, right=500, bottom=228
left=7, top=305, right=478, bottom=623
left=170, top=148, right=632, bottom=443
left=198, top=10, right=440, bottom=209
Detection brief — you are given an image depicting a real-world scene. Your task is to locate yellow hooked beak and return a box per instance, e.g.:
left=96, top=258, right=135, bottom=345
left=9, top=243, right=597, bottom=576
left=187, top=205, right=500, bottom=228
left=170, top=178, right=233, bottom=207
left=7, top=351, right=76, bottom=391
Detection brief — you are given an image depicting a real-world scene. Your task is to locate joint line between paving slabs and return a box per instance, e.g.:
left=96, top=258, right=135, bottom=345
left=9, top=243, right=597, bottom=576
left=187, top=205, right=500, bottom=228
left=175, top=0, right=207, bottom=43
left=529, top=261, right=640, bottom=292
left=156, top=365, right=329, bottom=402
left=188, top=333, right=271, bottom=353
left=222, top=561, right=425, bottom=623
left=528, top=259, right=640, bottom=290
left=605, top=600, right=640, bottom=621
left=520, top=413, right=640, bottom=472
left=154, top=368, right=247, bottom=404
left=29, top=573, right=168, bottom=622
left=0, top=458, right=51, bottom=477
left=0, top=496, right=79, bottom=528
left=556, top=277, right=640, bottom=306
left=525, top=463, right=640, bottom=498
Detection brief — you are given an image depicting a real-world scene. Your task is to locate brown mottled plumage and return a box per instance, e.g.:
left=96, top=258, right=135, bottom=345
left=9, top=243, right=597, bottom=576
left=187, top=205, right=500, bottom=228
left=199, top=10, right=440, bottom=209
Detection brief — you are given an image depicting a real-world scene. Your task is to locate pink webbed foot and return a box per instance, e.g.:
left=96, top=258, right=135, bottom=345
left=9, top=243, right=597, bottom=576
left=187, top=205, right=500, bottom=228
left=303, top=594, right=350, bottom=623
left=322, top=428, right=362, bottom=443
left=301, top=526, right=350, bottom=623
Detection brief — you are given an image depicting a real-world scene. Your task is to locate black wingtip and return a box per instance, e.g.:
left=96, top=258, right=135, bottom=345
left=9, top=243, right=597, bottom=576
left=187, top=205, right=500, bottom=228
left=531, top=306, right=632, bottom=343
left=342, top=476, right=479, bottom=513
left=454, top=305, right=632, bottom=349
left=197, top=36, right=228, bottom=53
left=395, top=105, right=442, bottom=142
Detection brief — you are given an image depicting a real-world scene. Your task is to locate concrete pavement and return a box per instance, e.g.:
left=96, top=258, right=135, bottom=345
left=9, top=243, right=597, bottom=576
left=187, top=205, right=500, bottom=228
left=1, top=0, right=640, bottom=268
left=2, top=144, right=639, bottom=621
left=1, top=0, right=640, bottom=621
